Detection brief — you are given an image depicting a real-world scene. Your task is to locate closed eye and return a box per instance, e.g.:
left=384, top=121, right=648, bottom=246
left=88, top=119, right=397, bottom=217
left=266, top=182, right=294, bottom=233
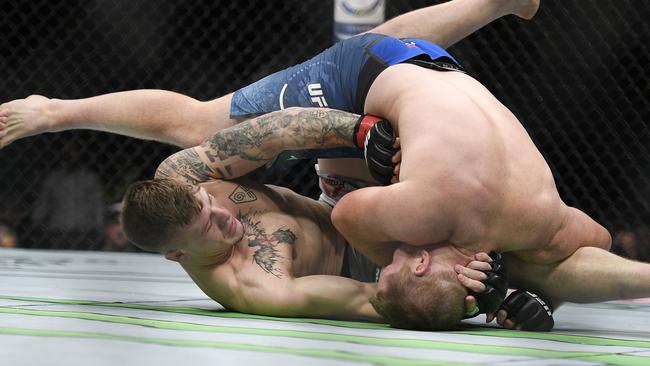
left=204, top=195, right=215, bottom=233
left=204, top=215, right=212, bottom=234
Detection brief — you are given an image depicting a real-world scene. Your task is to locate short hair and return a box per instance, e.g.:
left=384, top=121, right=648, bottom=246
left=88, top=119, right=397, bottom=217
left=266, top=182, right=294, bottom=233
left=121, top=179, right=201, bottom=253
left=370, top=264, right=467, bottom=330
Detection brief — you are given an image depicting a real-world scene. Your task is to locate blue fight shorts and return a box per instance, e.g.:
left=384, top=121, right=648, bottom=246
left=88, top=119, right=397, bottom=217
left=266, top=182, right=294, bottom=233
left=231, top=33, right=463, bottom=160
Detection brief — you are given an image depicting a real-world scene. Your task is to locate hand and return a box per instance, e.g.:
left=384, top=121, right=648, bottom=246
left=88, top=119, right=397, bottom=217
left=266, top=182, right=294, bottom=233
left=455, top=252, right=508, bottom=319
left=390, top=138, right=401, bottom=184
left=353, top=115, right=399, bottom=185
left=496, top=289, right=554, bottom=331
left=464, top=294, right=480, bottom=318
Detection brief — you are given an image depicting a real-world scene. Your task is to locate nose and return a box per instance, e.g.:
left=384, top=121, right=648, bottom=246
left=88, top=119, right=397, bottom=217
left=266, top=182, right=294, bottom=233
left=211, top=206, right=231, bottom=230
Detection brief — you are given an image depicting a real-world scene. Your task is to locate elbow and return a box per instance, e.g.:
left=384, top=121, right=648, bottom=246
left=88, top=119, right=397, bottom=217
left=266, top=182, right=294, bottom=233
left=154, top=163, right=169, bottom=179
left=599, top=227, right=613, bottom=251
left=154, top=163, right=168, bottom=179
left=331, top=195, right=354, bottom=238
left=154, top=154, right=178, bottom=179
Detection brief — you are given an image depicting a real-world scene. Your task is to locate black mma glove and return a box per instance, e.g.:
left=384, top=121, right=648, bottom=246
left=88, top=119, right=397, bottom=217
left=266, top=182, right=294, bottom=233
left=465, top=251, right=509, bottom=318
left=501, top=289, right=554, bottom=331
left=353, top=115, right=397, bottom=185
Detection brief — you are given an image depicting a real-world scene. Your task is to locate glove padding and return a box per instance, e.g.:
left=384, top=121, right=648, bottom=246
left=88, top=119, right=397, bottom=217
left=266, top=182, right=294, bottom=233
left=353, top=115, right=397, bottom=185
left=465, top=251, right=509, bottom=318
left=500, top=289, right=554, bottom=331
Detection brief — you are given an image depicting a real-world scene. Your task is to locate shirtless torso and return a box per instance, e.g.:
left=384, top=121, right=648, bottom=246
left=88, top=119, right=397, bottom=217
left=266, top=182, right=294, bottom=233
left=333, top=63, right=611, bottom=265
left=176, top=179, right=379, bottom=321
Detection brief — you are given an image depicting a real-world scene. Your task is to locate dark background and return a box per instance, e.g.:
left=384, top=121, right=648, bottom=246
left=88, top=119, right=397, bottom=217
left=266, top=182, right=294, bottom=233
left=0, top=1, right=648, bottom=253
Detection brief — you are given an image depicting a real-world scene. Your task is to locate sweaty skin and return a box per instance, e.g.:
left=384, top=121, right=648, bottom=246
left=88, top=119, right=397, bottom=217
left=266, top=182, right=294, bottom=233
left=153, top=108, right=492, bottom=321
left=332, top=63, right=611, bottom=266
left=175, top=179, right=381, bottom=321
left=0, top=0, right=543, bottom=323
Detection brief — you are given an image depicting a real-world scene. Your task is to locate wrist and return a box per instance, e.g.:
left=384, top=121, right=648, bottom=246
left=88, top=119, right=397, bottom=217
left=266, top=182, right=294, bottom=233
left=354, top=115, right=384, bottom=148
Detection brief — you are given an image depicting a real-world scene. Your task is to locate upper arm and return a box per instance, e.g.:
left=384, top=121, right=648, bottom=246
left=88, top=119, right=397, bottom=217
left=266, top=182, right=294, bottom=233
left=332, top=183, right=453, bottom=255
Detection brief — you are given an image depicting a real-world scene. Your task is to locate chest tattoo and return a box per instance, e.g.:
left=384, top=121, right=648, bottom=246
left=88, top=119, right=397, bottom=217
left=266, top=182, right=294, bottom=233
left=238, top=211, right=297, bottom=278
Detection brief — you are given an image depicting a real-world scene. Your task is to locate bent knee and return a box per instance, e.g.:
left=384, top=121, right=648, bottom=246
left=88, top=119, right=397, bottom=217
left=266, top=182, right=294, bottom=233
left=597, top=227, right=613, bottom=251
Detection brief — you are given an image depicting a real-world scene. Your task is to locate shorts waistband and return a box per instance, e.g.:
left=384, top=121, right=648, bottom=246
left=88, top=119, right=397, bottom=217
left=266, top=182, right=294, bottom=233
left=354, top=45, right=465, bottom=114
left=315, top=165, right=372, bottom=207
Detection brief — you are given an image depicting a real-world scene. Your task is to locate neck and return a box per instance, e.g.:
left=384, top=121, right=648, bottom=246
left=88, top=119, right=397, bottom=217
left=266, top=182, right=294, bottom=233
left=428, top=243, right=476, bottom=267
left=186, top=243, right=236, bottom=269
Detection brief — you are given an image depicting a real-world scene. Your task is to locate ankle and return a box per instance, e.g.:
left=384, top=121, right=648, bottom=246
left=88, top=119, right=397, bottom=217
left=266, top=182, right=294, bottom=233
left=46, top=98, right=71, bottom=132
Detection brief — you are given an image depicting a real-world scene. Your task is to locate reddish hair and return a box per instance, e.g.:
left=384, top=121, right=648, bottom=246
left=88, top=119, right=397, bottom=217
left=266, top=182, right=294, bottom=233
left=370, top=265, right=467, bottom=330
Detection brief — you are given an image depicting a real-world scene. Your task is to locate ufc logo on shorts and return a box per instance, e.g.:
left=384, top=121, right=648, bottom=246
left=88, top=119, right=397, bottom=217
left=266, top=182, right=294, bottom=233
left=308, top=83, right=329, bottom=107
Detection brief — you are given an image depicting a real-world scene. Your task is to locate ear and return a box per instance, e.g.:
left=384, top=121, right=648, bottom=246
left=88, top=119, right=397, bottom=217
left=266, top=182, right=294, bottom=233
left=164, top=250, right=192, bottom=263
left=413, top=249, right=431, bottom=277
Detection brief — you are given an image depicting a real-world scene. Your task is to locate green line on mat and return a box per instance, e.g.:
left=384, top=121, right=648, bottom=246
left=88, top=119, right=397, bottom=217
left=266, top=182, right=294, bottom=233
left=5, top=295, right=650, bottom=351
left=455, top=330, right=650, bottom=349
left=0, top=306, right=620, bottom=360
left=0, top=326, right=474, bottom=366
left=0, top=295, right=389, bottom=329
left=578, top=354, right=650, bottom=366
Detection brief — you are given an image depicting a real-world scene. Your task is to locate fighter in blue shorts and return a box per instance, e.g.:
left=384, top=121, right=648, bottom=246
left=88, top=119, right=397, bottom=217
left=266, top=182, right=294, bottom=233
left=0, top=0, right=538, bottom=150
left=231, top=33, right=463, bottom=117
left=0, top=0, right=542, bottom=329
left=230, top=33, right=464, bottom=160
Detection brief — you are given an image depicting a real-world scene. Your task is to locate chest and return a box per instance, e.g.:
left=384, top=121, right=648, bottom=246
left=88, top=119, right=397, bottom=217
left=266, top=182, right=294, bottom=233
left=234, top=209, right=344, bottom=281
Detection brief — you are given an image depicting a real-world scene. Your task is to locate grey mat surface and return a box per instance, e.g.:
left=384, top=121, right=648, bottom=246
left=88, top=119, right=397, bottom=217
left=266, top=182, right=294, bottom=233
left=2, top=248, right=649, bottom=366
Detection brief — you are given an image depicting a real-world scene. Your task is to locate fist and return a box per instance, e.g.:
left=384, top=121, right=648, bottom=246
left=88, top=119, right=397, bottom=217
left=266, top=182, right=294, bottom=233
left=456, top=252, right=509, bottom=318
left=498, top=289, right=554, bottom=331
left=353, top=115, right=398, bottom=185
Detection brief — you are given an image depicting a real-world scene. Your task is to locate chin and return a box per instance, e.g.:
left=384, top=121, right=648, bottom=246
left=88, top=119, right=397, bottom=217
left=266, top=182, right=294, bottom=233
left=233, top=220, right=244, bottom=241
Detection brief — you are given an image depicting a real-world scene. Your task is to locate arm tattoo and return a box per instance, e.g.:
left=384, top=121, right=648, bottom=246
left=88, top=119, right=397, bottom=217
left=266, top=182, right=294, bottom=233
left=238, top=211, right=296, bottom=279
left=155, top=148, right=215, bottom=184
left=200, top=108, right=358, bottom=178
left=281, top=109, right=357, bottom=147
left=157, top=108, right=359, bottom=184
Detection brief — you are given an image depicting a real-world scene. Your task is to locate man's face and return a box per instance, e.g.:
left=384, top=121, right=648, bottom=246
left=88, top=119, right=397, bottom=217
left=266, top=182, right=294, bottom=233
left=180, top=186, right=244, bottom=250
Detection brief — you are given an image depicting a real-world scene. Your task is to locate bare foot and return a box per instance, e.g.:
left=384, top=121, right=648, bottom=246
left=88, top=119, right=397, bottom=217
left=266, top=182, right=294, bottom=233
left=511, top=0, right=540, bottom=20
left=0, top=95, right=58, bottom=148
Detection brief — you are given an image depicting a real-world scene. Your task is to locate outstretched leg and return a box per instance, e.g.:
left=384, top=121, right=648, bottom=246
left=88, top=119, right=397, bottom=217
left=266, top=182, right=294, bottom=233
left=0, top=91, right=237, bottom=149
left=506, top=247, right=650, bottom=305
left=0, top=0, right=540, bottom=149
left=371, top=0, right=540, bottom=48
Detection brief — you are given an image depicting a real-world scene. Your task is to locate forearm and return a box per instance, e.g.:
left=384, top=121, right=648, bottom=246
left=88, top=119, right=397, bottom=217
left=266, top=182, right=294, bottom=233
left=292, top=276, right=382, bottom=322
left=246, top=276, right=382, bottom=322
left=371, top=0, right=517, bottom=48
left=156, top=107, right=359, bottom=184
left=505, top=247, right=650, bottom=304
left=51, top=89, right=215, bottom=147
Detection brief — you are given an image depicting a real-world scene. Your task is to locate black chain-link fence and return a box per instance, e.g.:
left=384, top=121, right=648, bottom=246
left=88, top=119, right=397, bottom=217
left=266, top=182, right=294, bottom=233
left=1, top=1, right=648, bottom=255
